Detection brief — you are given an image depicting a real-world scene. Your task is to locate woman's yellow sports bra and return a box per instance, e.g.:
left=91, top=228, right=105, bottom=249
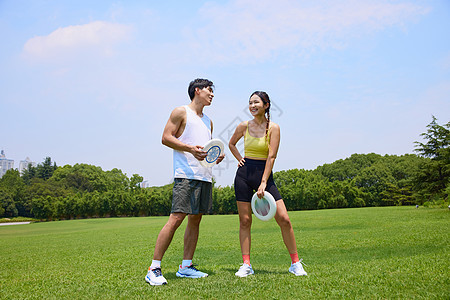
left=244, top=122, right=270, bottom=159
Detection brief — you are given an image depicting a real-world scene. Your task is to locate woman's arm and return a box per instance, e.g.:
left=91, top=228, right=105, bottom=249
left=257, top=123, right=280, bottom=198
left=228, top=121, right=247, bottom=167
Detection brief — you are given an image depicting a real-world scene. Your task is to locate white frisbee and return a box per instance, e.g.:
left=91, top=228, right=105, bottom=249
left=199, top=138, right=224, bottom=168
left=251, top=191, right=277, bottom=221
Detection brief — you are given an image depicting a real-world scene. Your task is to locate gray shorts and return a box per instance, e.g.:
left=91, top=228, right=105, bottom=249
left=171, top=178, right=213, bottom=214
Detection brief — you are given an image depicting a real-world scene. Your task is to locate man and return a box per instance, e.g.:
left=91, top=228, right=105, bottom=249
left=145, top=78, right=224, bottom=285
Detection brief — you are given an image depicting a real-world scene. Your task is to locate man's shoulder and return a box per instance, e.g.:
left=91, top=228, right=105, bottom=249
left=172, top=105, right=186, bottom=114
left=170, top=106, right=187, bottom=120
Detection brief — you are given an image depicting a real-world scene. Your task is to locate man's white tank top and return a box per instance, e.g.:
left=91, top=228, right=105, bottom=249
left=173, top=105, right=212, bottom=182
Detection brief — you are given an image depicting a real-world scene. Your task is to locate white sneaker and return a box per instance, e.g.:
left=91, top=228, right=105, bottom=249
left=145, top=268, right=168, bottom=285
left=235, top=263, right=254, bottom=277
left=289, top=260, right=307, bottom=276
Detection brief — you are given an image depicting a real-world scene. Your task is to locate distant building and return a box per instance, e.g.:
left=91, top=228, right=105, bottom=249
left=0, top=150, right=14, bottom=178
left=19, top=157, right=36, bottom=174
left=140, top=180, right=150, bottom=188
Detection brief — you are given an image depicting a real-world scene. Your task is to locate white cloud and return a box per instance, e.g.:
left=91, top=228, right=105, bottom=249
left=23, top=21, right=132, bottom=60
left=189, top=0, right=430, bottom=63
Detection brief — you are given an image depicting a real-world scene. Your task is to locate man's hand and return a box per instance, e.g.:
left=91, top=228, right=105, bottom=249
left=216, top=153, right=225, bottom=164
left=191, top=145, right=208, bottom=161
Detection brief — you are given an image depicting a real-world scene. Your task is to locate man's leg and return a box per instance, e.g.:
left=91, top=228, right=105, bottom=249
left=176, top=213, right=208, bottom=278
left=153, top=212, right=186, bottom=260
left=182, top=213, right=203, bottom=260
left=176, top=179, right=210, bottom=278
left=146, top=213, right=186, bottom=285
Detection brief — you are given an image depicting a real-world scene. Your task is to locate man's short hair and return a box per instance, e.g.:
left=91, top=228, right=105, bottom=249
left=188, top=78, right=214, bottom=100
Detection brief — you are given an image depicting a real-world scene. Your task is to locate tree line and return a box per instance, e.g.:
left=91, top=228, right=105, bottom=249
left=1, top=117, right=448, bottom=220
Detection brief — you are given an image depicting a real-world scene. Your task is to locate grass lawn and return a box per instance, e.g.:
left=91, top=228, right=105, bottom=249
left=0, top=206, right=448, bottom=299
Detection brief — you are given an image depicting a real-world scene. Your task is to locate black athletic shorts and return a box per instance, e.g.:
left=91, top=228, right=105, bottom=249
left=234, top=158, right=282, bottom=202
left=172, top=178, right=213, bottom=214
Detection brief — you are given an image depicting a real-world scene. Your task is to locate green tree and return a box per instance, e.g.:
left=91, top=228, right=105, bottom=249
left=317, top=153, right=382, bottom=182
left=0, top=169, right=27, bottom=216
left=0, top=188, right=17, bottom=217
left=380, top=182, right=414, bottom=206
left=31, top=196, right=55, bottom=219
left=36, top=157, right=57, bottom=180
left=0, top=200, right=4, bottom=216
left=21, top=163, right=37, bottom=185
left=355, top=162, right=394, bottom=206
left=213, top=185, right=236, bottom=214
left=130, top=174, right=144, bottom=191
left=414, top=116, right=450, bottom=202
left=105, top=168, right=130, bottom=191
left=51, top=164, right=108, bottom=193
left=148, top=183, right=173, bottom=216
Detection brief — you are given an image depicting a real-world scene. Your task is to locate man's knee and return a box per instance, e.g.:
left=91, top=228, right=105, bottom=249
left=167, top=213, right=186, bottom=229
left=187, top=214, right=203, bottom=227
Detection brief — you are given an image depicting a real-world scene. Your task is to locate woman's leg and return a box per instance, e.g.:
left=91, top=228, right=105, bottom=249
left=237, top=201, right=252, bottom=258
left=274, top=199, right=298, bottom=255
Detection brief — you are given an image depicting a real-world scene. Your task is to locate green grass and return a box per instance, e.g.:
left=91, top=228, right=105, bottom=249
left=0, top=207, right=448, bottom=299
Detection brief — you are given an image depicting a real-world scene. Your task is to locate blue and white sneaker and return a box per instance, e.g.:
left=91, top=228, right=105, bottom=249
left=176, top=264, right=208, bottom=278
left=145, top=268, right=168, bottom=285
left=289, top=259, right=307, bottom=276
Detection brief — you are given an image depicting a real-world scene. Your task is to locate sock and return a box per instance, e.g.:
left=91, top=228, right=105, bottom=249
left=182, top=260, right=192, bottom=268
left=290, top=252, right=299, bottom=264
left=242, top=254, right=250, bottom=265
left=149, top=260, right=161, bottom=270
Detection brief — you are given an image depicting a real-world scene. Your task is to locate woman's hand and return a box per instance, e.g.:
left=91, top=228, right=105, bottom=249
left=257, top=182, right=267, bottom=198
left=238, top=157, right=246, bottom=167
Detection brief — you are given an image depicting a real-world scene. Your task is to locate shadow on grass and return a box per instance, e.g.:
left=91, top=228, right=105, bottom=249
left=222, top=267, right=285, bottom=275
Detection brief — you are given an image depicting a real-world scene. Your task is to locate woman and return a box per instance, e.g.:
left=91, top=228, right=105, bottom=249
left=228, top=91, right=307, bottom=277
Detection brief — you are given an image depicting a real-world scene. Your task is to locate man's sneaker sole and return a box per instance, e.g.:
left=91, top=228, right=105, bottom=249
left=175, top=271, right=208, bottom=278
left=145, top=275, right=167, bottom=286
left=145, top=275, right=167, bottom=285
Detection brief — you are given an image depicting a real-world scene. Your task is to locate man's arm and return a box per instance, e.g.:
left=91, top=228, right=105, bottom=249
left=162, top=107, right=207, bottom=161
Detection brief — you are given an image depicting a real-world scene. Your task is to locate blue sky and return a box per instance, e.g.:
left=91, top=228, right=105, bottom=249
left=1, top=0, right=449, bottom=187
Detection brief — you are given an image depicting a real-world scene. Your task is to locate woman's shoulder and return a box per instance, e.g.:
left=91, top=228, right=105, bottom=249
left=238, top=120, right=249, bottom=128
left=233, top=120, right=248, bottom=133
left=268, top=121, right=280, bottom=131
